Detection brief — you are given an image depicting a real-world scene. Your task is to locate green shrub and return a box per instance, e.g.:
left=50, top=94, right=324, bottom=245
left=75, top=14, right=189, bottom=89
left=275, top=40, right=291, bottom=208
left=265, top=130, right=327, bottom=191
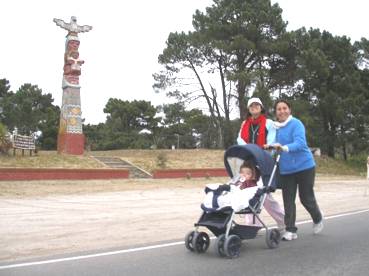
left=156, top=152, right=168, bottom=169
left=0, top=123, right=6, bottom=137
left=0, top=123, right=12, bottom=154
left=347, top=153, right=368, bottom=172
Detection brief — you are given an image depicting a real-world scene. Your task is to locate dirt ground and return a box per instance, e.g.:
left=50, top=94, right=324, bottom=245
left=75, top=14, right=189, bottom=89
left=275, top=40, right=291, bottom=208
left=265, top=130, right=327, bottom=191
left=1, top=175, right=369, bottom=262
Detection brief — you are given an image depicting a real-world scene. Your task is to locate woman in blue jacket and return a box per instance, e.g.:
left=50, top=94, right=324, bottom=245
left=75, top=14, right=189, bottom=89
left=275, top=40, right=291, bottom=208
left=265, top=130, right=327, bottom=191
left=271, top=99, right=323, bottom=241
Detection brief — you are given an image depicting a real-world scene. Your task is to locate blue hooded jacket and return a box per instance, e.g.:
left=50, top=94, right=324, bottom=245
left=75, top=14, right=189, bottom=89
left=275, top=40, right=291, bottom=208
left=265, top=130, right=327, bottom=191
left=276, top=117, right=315, bottom=175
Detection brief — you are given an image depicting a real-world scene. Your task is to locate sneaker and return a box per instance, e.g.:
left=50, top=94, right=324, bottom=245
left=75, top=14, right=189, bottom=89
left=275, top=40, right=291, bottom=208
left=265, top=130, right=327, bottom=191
left=313, top=219, right=324, bottom=234
left=282, top=231, right=297, bottom=241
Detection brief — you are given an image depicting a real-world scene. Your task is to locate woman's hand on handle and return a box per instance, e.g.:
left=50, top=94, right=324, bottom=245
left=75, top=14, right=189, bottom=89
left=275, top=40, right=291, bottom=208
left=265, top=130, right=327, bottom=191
left=272, top=143, right=283, bottom=151
left=263, top=144, right=280, bottom=150
left=264, top=143, right=289, bottom=152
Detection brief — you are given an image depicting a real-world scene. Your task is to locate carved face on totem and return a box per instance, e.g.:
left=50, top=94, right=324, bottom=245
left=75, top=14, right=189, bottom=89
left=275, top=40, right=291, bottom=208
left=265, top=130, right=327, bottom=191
left=67, top=40, right=80, bottom=51
left=64, top=39, right=83, bottom=76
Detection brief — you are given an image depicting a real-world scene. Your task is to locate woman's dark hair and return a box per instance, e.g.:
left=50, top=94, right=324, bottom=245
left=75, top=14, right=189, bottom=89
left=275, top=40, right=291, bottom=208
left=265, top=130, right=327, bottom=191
left=273, top=99, right=291, bottom=113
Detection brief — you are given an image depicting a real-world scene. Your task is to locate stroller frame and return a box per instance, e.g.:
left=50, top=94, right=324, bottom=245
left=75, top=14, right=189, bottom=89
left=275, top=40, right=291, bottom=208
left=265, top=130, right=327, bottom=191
left=185, top=145, right=282, bottom=258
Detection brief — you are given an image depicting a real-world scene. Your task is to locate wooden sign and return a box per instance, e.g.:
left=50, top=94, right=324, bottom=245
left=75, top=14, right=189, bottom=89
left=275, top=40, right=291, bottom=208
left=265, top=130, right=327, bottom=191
left=13, top=134, right=35, bottom=150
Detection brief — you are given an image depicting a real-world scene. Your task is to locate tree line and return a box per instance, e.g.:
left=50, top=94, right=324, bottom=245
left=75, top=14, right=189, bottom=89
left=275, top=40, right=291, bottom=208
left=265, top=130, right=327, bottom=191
left=153, top=0, right=369, bottom=159
left=0, top=80, right=237, bottom=151
left=0, top=79, right=59, bottom=150
left=1, top=0, right=369, bottom=160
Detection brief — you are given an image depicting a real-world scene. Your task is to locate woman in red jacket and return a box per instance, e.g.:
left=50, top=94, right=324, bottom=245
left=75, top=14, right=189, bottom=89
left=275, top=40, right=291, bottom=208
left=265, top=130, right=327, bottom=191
left=237, top=97, right=285, bottom=230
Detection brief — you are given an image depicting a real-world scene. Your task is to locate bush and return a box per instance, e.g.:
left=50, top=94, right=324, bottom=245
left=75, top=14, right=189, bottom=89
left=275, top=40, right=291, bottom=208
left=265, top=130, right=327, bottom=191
left=347, top=153, right=368, bottom=173
left=0, top=123, right=6, bottom=137
left=0, top=123, right=12, bottom=154
left=156, top=152, right=168, bottom=169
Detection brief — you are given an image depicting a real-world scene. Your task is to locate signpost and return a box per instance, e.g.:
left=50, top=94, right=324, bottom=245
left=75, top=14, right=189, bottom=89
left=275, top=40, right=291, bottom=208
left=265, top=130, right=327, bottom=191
left=12, top=134, right=36, bottom=156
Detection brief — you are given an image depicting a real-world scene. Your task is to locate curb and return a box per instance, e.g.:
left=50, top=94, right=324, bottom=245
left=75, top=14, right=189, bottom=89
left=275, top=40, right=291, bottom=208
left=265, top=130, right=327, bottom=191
left=0, top=168, right=129, bottom=181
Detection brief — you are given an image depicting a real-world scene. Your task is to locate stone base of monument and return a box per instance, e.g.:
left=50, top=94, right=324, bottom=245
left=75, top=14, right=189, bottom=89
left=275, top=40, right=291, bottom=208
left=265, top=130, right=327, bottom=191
left=57, top=133, right=85, bottom=155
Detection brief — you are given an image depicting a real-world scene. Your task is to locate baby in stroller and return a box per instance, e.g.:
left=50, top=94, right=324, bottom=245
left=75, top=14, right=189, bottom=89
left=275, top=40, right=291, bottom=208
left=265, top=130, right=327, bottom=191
left=202, top=161, right=263, bottom=212
left=185, top=144, right=281, bottom=258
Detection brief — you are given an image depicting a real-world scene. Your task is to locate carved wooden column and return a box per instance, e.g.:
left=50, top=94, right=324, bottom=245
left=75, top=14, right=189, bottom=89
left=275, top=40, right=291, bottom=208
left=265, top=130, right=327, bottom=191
left=53, top=16, right=92, bottom=155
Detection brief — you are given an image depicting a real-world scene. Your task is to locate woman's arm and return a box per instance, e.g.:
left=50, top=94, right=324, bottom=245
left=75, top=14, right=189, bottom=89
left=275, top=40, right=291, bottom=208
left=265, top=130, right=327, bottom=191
left=266, top=119, right=276, bottom=145
left=283, top=119, right=308, bottom=152
left=237, top=121, right=247, bottom=145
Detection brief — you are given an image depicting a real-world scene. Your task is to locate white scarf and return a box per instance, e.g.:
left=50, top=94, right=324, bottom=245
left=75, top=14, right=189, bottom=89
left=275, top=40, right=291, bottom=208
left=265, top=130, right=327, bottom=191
left=273, top=115, right=293, bottom=129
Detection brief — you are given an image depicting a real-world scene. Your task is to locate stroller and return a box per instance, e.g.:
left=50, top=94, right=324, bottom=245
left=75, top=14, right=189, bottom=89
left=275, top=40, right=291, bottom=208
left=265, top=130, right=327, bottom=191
left=184, top=144, right=281, bottom=258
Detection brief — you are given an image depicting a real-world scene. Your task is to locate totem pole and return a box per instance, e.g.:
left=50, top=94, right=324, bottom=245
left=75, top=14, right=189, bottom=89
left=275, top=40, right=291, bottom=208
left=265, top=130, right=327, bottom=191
left=53, top=16, right=92, bottom=155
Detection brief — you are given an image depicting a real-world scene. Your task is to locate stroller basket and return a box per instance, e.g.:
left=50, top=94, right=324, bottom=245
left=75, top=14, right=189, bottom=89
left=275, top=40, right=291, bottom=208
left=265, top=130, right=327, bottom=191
left=195, top=210, right=231, bottom=237
left=195, top=208, right=261, bottom=239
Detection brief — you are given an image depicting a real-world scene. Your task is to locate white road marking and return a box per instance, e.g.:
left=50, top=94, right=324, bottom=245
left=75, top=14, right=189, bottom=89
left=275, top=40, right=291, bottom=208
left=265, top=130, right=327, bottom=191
left=1, top=208, right=369, bottom=270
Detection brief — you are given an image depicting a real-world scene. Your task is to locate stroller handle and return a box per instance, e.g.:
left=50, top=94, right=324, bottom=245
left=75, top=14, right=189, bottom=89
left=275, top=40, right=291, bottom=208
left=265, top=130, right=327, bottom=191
left=264, top=144, right=283, bottom=152
left=265, top=154, right=280, bottom=188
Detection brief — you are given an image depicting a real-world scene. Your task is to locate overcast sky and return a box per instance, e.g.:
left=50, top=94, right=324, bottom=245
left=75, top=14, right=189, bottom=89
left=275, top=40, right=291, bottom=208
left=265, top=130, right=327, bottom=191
left=1, top=0, right=368, bottom=124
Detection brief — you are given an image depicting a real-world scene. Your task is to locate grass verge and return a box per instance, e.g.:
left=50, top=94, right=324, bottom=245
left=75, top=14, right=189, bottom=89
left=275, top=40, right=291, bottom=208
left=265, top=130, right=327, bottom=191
left=0, top=149, right=365, bottom=176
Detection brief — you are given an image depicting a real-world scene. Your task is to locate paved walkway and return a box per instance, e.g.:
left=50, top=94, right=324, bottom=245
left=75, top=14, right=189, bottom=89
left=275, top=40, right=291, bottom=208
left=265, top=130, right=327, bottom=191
left=92, top=156, right=152, bottom=178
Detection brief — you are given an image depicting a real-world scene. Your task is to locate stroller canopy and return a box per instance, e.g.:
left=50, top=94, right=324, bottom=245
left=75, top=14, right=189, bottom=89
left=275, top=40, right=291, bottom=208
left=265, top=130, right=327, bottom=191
left=224, top=144, right=276, bottom=186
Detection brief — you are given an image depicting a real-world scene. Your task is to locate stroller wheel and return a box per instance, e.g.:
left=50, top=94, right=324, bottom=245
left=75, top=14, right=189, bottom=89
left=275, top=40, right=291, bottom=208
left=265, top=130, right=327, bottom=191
left=266, top=229, right=281, bottom=249
left=224, top=235, right=241, bottom=258
left=185, top=231, right=196, bottom=252
left=216, top=234, right=226, bottom=257
left=192, top=232, right=210, bottom=253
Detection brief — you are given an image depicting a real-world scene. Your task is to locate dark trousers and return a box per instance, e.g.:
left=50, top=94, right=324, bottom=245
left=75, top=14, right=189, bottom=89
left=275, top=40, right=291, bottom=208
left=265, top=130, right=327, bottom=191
left=280, top=167, right=322, bottom=233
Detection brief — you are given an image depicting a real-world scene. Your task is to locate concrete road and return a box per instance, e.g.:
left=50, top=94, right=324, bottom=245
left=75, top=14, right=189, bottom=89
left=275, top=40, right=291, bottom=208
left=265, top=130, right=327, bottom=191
left=1, top=209, right=369, bottom=276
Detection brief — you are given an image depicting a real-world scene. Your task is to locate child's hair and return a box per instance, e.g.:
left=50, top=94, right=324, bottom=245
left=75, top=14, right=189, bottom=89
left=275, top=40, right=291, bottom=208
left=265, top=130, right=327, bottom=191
left=240, top=161, right=260, bottom=181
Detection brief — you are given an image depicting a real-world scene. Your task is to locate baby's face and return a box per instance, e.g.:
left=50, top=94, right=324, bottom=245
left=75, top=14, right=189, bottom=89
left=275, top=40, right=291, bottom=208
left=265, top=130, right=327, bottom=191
left=240, top=168, right=254, bottom=181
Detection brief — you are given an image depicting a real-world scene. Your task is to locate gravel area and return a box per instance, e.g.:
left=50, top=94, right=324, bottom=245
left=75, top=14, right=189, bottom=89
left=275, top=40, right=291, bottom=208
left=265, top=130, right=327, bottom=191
left=1, top=176, right=369, bottom=262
